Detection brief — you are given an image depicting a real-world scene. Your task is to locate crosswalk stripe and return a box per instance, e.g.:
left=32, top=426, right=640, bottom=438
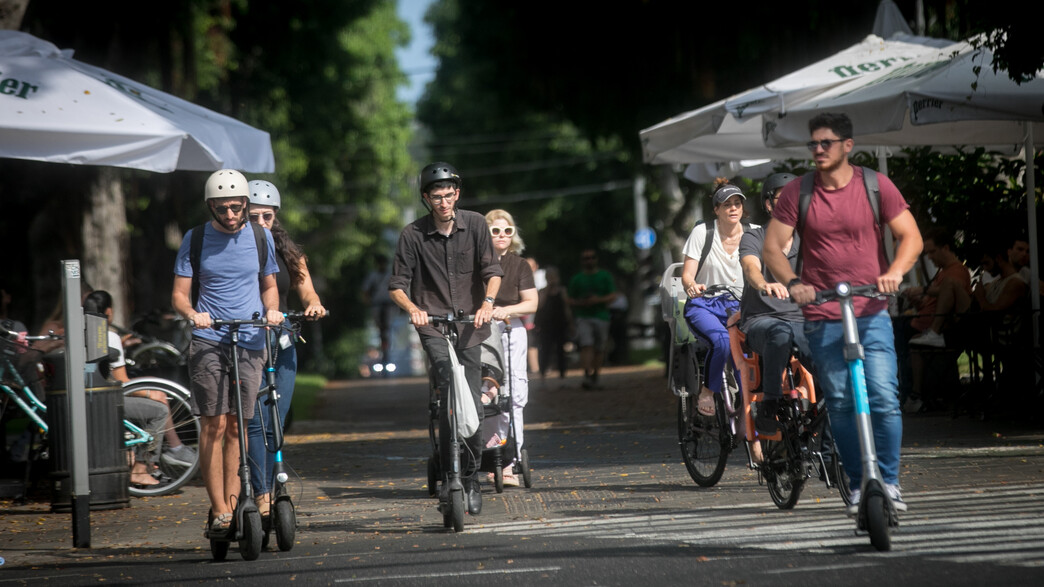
left=470, top=483, right=1044, bottom=568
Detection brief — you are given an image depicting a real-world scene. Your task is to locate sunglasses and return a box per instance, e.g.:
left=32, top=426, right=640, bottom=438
left=249, top=212, right=275, bottom=222
left=806, top=138, right=843, bottom=151
left=490, top=226, right=515, bottom=237
left=211, top=203, right=244, bottom=214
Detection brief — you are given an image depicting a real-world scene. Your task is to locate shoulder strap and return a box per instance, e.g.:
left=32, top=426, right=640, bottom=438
left=794, top=173, right=816, bottom=277
left=250, top=221, right=269, bottom=282
left=189, top=223, right=206, bottom=308
left=697, top=221, right=714, bottom=276
left=861, top=166, right=881, bottom=227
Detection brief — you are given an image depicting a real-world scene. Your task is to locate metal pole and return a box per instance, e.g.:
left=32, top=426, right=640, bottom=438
left=1025, top=125, right=1039, bottom=352
left=61, top=260, right=90, bottom=548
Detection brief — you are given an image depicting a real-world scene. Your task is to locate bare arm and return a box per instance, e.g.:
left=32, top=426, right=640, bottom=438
left=492, top=287, right=538, bottom=321
left=259, top=274, right=284, bottom=325
left=741, top=254, right=789, bottom=299
left=880, top=210, right=923, bottom=293
left=171, top=275, right=210, bottom=329
left=476, top=276, right=502, bottom=327
left=390, top=288, right=428, bottom=327
left=680, top=257, right=705, bottom=298
left=292, top=257, right=327, bottom=318
left=764, top=219, right=814, bottom=304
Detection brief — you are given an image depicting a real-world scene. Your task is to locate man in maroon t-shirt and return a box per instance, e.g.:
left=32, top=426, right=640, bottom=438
left=763, top=112, right=923, bottom=516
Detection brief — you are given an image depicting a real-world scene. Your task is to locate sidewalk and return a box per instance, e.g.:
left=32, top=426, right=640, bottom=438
left=2, top=365, right=1041, bottom=570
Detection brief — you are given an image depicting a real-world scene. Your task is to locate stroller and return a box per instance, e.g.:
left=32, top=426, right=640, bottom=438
left=425, top=320, right=532, bottom=497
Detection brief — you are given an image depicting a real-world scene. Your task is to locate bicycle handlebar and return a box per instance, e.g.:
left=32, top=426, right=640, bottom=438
left=429, top=313, right=477, bottom=325
left=811, top=283, right=892, bottom=305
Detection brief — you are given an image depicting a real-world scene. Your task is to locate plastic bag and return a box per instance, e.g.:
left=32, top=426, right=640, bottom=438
left=447, top=338, right=479, bottom=439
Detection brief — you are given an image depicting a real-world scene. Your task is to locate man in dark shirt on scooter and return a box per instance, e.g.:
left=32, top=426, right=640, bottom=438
left=389, top=162, right=502, bottom=515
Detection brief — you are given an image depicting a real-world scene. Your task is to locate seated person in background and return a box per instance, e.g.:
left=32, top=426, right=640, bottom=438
left=737, top=173, right=813, bottom=437
left=973, top=235, right=1030, bottom=343
left=83, top=291, right=196, bottom=486
left=906, top=228, right=972, bottom=348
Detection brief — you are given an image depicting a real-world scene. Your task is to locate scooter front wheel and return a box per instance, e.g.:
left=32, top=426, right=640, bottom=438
left=274, top=499, right=296, bottom=551
left=240, top=510, right=264, bottom=561
left=520, top=448, right=533, bottom=488
left=451, top=488, right=465, bottom=532
left=865, top=493, right=892, bottom=551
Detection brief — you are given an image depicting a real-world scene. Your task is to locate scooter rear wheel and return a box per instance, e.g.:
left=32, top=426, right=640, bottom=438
left=210, top=537, right=229, bottom=561
left=520, top=449, right=532, bottom=488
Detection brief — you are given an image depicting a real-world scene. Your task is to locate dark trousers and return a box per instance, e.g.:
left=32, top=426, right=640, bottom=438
left=420, top=334, right=484, bottom=479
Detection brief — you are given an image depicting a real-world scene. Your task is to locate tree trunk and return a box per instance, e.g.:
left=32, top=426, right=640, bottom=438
left=82, top=168, right=129, bottom=327
left=0, top=0, right=29, bottom=30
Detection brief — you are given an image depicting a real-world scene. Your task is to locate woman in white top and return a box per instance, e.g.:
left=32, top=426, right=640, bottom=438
left=680, top=180, right=757, bottom=416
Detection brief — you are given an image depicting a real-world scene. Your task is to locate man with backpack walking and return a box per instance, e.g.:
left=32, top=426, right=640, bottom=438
left=762, top=112, right=922, bottom=515
left=171, top=169, right=283, bottom=537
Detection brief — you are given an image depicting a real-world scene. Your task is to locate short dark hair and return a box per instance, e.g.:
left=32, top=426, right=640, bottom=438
left=808, top=112, right=853, bottom=140
left=924, top=227, right=956, bottom=251
left=83, top=290, right=113, bottom=315
left=423, top=180, right=458, bottom=196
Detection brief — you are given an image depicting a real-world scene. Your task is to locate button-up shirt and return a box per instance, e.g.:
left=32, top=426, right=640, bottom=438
left=389, top=209, right=503, bottom=348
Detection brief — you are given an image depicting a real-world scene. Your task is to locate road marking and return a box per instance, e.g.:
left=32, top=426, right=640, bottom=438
left=335, top=566, right=562, bottom=582
left=469, top=483, right=1044, bottom=568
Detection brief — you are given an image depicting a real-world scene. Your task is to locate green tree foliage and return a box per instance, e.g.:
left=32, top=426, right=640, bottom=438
left=11, top=0, right=415, bottom=376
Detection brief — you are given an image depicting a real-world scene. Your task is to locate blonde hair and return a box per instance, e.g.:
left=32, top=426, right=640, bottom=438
left=485, top=208, right=525, bottom=255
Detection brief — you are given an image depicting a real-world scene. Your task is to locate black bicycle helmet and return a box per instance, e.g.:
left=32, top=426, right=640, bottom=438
left=419, top=162, right=461, bottom=195
left=761, top=172, right=798, bottom=204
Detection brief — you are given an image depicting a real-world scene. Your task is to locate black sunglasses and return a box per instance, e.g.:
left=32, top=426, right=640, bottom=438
left=806, top=139, right=843, bottom=151
left=249, top=212, right=275, bottom=222
left=211, top=203, right=244, bottom=214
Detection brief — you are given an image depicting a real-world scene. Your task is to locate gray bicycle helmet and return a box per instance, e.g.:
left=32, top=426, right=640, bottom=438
left=761, top=172, right=798, bottom=204
left=419, top=162, right=461, bottom=195
left=204, top=169, right=249, bottom=201
left=248, top=180, right=281, bottom=209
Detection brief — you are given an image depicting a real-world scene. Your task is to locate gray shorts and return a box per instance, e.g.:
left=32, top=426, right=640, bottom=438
left=575, top=317, right=610, bottom=351
left=187, top=338, right=264, bottom=419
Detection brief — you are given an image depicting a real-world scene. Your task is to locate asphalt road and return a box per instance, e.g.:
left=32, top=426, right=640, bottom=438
left=2, top=365, right=1043, bottom=585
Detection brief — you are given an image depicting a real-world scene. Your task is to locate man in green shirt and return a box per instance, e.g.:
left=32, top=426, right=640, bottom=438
left=567, top=249, right=617, bottom=389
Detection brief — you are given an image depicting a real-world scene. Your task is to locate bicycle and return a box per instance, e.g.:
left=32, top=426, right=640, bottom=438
left=254, top=311, right=317, bottom=552
left=811, top=282, right=901, bottom=551
left=425, top=312, right=480, bottom=533
left=659, top=263, right=746, bottom=487
left=727, top=317, right=851, bottom=509
left=204, top=315, right=269, bottom=561
left=1, top=329, right=199, bottom=499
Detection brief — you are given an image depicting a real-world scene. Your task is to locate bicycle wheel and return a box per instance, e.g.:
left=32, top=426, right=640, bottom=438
left=124, top=379, right=200, bottom=497
left=815, top=412, right=852, bottom=505
left=678, top=394, right=728, bottom=487
left=125, top=341, right=183, bottom=380
left=762, top=437, right=805, bottom=509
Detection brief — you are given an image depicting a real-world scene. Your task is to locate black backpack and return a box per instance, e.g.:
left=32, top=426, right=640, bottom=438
left=189, top=222, right=269, bottom=307
left=794, top=166, right=886, bottom=275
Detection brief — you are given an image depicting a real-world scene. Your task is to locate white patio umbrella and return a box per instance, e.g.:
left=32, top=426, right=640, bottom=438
left=761, top=33, right=1044, bottom=346
left=639, top=33, right=953, bottom=168
left=0, top=30, right=274, bottom=173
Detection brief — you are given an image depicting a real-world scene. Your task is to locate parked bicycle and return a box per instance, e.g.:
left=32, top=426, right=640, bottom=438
left=0, top=329, right=199, bottom=499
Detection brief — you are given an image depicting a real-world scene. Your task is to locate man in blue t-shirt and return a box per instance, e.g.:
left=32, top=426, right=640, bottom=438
left=171, top=169, right=282, bottom=538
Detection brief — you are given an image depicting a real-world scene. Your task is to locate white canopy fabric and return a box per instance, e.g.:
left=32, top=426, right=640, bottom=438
left=639, top=34, right=953, bottom=167
left=0, top=31, right=274, bottom=173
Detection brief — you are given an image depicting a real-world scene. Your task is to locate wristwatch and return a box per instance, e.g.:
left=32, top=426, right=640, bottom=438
left=483, top=296, right=495, bottom=305
left=787, top=278, right=803, bottom=289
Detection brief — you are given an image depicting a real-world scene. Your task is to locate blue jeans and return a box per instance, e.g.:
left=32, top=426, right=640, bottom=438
left=247, top=337, right=297, bottom=495
left=684, top=295, right=739, bottom=394
left=805, top=311, right=902, bottom=491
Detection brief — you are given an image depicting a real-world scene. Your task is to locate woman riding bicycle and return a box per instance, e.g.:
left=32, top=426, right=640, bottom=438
left=244, top=180, right=327, bottom=520
left=680, top=179, right=756, bottom=417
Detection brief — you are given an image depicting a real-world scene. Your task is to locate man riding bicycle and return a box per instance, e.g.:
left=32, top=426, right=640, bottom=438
left=388, top=162, right=502, bottom=516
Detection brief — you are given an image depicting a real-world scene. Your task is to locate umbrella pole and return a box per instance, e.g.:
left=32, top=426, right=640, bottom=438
left=1025, top=123, right=1039, bottom=354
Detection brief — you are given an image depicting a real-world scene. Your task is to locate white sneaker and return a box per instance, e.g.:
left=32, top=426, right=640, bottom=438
left=909, top=330, right=945, bottom=348
left=161, top=444, right=197, bottom=468
left=886, top=484, right=908, bottom=512
left=846, top=488, right=861, bottom=516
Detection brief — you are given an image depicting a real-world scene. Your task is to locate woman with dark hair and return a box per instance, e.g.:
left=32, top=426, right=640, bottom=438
left=680, top=179, right=756, bottom=417
left=245, top=180, right=327, bottom=518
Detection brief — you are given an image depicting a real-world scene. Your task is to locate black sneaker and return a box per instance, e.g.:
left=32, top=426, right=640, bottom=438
left=755, top=399, right=780, bottom=435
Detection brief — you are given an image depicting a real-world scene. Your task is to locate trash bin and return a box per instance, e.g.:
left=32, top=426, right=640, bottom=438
left=44, top=350, right=129, bottom=511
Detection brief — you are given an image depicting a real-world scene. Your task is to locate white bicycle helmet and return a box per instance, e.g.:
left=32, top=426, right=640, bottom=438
left=204, top=169, right=249, bottom=201
left=248, top=180, right=281, bottom=209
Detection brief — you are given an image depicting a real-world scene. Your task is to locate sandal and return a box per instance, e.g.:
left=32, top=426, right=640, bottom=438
left=697, top=389, right=716, bottom=416
left=205, top=511, right=233, bottom=538
left=255, top=495, right=271, bottom=518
